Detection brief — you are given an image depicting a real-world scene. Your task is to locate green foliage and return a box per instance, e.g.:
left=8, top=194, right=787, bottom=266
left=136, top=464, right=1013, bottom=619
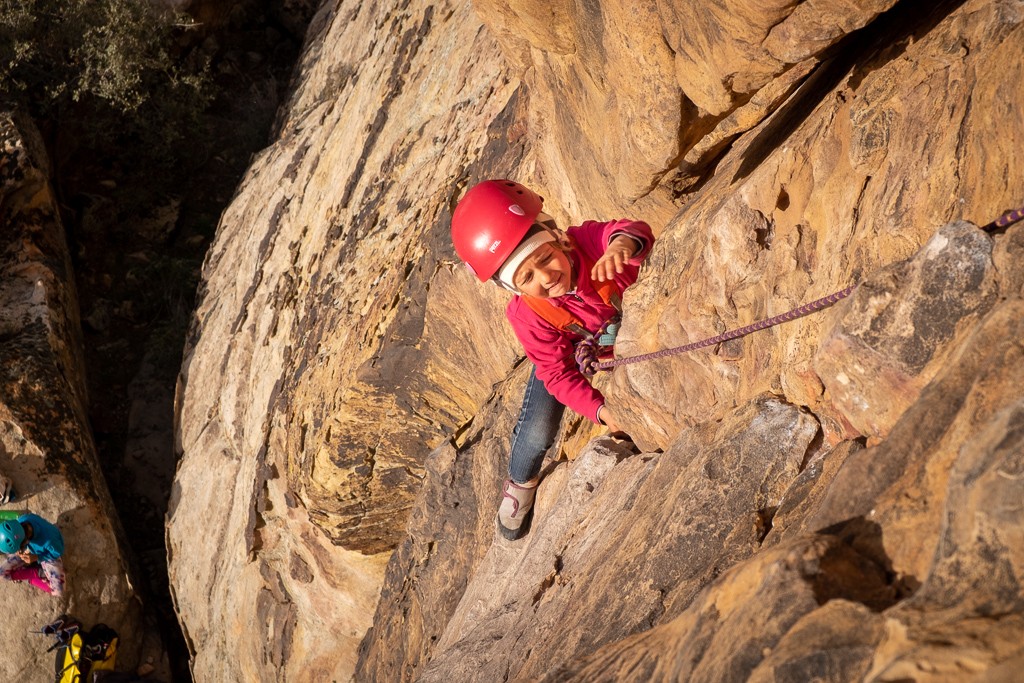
left=0, top=0, right=206, bottom=113
left=0, top=0, right=213, bottom=221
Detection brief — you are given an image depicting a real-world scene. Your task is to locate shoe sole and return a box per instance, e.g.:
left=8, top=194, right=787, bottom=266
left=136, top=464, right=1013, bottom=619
left=497, top=507, right=534, bottom=541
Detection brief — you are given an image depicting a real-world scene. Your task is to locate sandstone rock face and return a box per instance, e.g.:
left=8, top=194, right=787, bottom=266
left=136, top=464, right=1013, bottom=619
left=371, top=396, right=820, bottom=682
left=471, top=0, right=898, bottom=218
left=0, top=114, right=162, bottom=677
left=546, top=293, right=1024, bottom=683
left=608, top=0, right=1024, bottom=452
left=169, top=0, right=1024, bottom=679
left=813, top=221, right=999, bottom=441
left=354, top=0, right=1024, bottom=679
left=356, top=229, right=1024, bottom=681
left=168, top=0, right=524, bottom=679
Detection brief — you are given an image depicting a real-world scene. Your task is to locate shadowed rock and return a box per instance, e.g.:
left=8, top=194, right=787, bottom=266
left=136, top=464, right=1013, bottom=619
left=0, top=113, right=164, bottom=678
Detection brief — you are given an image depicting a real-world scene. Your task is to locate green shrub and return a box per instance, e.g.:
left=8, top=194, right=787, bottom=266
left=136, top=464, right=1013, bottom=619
left=0, top=0, right=206, bottom=113
left=0, top=0, right=213, bottom=225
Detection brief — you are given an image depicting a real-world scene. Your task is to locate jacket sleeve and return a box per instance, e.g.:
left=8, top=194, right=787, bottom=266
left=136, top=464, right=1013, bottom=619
left=598, top=219, right=655, bottom=265
left=507, top=300, right=605, bottom=423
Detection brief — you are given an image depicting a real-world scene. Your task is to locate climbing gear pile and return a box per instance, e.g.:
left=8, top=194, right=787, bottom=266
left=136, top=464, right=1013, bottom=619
left=39, top=615, right=119, bottom=683
left=578, top=205, right=1024, bottom=377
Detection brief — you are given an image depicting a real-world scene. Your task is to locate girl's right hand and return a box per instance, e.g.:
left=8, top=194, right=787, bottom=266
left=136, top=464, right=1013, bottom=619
left=591, top=235, right=637, bottom=282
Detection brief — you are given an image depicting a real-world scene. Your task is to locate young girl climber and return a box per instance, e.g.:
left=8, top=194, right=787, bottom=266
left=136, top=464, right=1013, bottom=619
left=0, top=513, right=66, bottom=597
left=451, top=179, right=654, bottom=540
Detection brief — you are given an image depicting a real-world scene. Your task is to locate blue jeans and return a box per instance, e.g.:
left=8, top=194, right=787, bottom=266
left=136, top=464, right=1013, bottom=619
left=508, top=367, right=565, bottom=484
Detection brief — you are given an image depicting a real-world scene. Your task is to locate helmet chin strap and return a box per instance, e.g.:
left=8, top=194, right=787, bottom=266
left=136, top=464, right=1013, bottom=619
left=494, top=277, right=519, bottom=294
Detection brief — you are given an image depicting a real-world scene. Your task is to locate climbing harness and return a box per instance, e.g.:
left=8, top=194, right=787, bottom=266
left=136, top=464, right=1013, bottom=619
left=577, top=205, right=1024, bottom=378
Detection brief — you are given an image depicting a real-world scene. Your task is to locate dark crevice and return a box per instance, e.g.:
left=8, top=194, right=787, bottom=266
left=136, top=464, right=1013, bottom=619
left=754, top=219, right=774, bottom=250
left=733, top=0, right=971, bottom=184
left=775, top=186, right=790, bottom=211
left=61, top=2, right=314, bottom=679
left=532, top=554, right=565, bottom=607
left=814, top=516, right=920, bottom=611
left=641, top=588, right=668, bottom=629
left=756, top=506, right=778, bottom=544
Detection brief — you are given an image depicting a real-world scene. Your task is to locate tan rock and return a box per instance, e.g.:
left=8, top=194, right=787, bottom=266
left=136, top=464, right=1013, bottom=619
left=814, top=220, right=999, bottom=440
left=169, top=0, right=1024, bottom=677
left=542, top=538, right=891, bottom=682
left=356, top=0, right=1024, bottom=679
left=357, top=205, right=1024, bottom=683
left=607, top=0, right=1024, bottom=452
left=355, top=363, right=531, bottom=681
left=0, top=113, right=163, bottom=677
left=169, top=0, right=523, bottom=679
left=359, top=395, right=818, bottom=681
left=810, top=299, right=1024, bottom=583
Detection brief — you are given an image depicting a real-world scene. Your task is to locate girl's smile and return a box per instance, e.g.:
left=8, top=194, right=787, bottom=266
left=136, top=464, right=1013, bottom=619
left=513, top=243, right=574, bottom=298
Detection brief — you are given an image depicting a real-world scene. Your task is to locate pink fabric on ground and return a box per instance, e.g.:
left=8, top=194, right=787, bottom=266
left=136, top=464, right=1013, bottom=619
left=9, top=565, right=52, bottom=593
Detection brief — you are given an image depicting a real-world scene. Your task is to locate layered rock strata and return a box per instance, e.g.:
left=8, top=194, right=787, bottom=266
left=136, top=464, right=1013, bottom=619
left=0, top=113, right=162, bottom=678
left=356, top=216, right=1024, bottom=681
left=169, top=0, right=521, bottom=679
left=355, top=0, right=1024, bottom=678
left=608, top=0, right=1024, bottom=451
left=169, top=0, right=1024, bottom=678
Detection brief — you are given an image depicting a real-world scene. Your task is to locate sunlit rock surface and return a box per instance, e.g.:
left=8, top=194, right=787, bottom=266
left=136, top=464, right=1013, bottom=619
left=169, top=0, right=521, bottom=679
left=0, top=113, right=164, bottom=678
left=170, top=0, right=1024, bottom=679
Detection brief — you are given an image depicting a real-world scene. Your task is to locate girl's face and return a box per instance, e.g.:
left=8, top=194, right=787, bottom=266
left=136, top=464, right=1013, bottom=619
left=513, top=243, right=573, bottom=298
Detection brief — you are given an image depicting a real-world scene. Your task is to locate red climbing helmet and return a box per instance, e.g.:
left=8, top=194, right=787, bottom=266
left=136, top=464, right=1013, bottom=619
left=451, top=179, right=544, bottom=281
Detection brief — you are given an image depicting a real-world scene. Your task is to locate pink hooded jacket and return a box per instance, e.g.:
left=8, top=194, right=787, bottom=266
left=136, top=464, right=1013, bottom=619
left=506, top=219, right=654, bottom=423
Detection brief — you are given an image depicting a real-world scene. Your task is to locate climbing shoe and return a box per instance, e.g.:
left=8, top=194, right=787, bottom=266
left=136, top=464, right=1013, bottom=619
left=497, top=479, right=537, bottom=541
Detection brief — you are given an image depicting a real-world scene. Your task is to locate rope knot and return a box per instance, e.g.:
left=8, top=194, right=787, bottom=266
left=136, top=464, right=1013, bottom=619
left=575, top=316, right=620, bottom=378
left=575, top=338, right=600, bottom=378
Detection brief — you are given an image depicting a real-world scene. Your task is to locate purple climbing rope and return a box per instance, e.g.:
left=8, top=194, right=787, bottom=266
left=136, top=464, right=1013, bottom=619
left=582, top=286, right=856, bottom=376
left=987, top=205, right=1024, bottom=230
left=582, top=204, right=1024, bottom=377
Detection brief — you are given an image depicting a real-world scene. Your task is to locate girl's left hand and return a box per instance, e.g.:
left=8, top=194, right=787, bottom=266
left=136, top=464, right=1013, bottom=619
left=591, top=235, right=637, bottom=282
left=599, top=406, right=624, bottom=434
